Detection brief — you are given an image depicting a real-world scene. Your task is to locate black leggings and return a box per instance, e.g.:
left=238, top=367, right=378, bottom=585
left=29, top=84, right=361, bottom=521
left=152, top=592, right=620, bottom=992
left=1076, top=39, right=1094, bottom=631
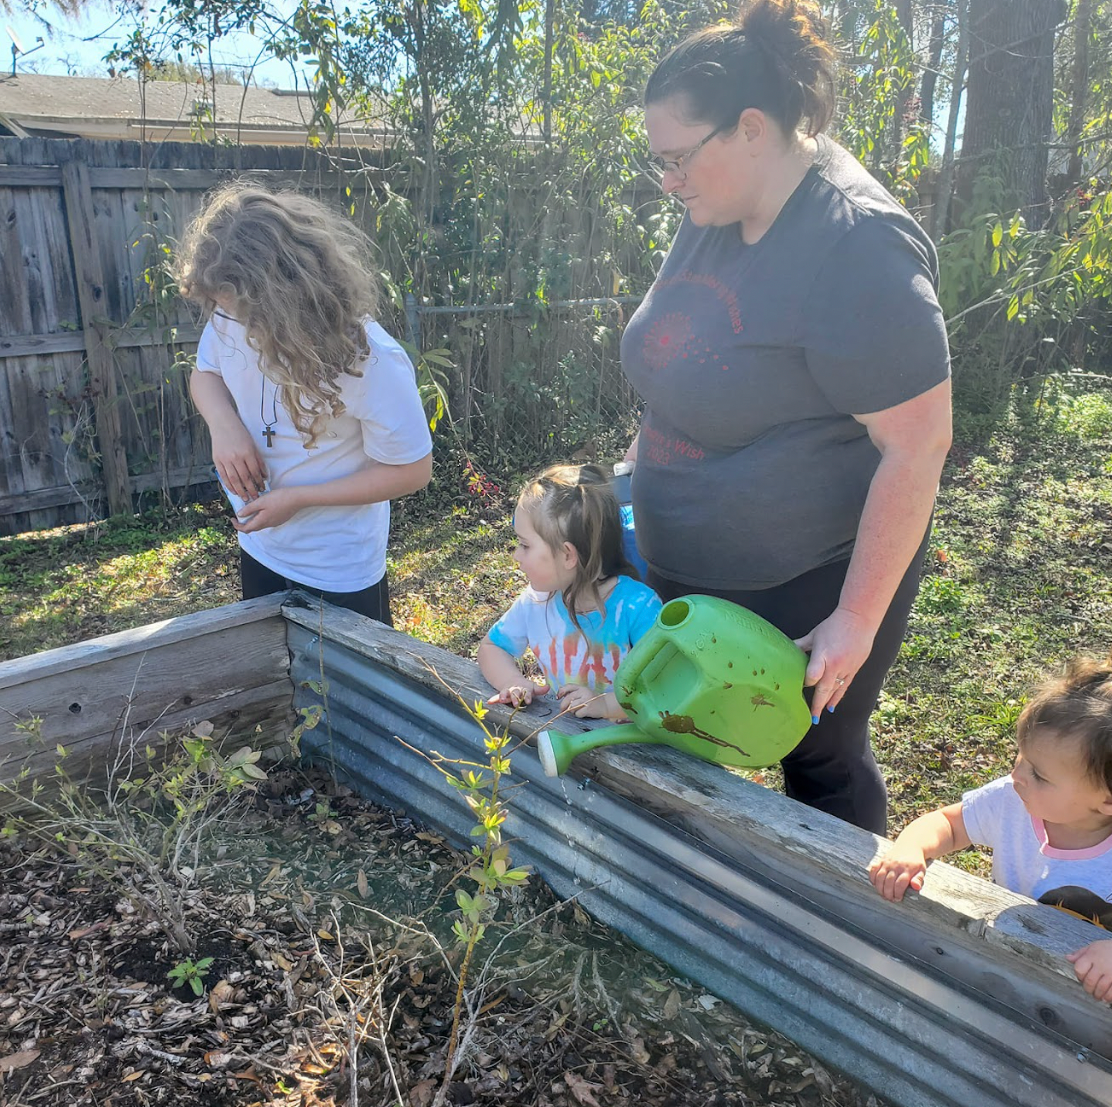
left=647, top=534, right=928, bottom=835
left=240, top=549, right=393, bottom=626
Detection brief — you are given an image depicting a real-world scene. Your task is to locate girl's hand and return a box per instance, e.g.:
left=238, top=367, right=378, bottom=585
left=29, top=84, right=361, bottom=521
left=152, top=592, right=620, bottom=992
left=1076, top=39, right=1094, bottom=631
left=868, top=843, right=927, bottom=902
left=487, top=680, right=548, bottom=708
left=1067, top=939, right=1112, bottom=1002
left=232, top=487, right=303, bottom=533
left=557, top=686, right=619, bottom=720
left=212, top=419, right=269, bottom=501
left=794, top=605, right=877, bottom=720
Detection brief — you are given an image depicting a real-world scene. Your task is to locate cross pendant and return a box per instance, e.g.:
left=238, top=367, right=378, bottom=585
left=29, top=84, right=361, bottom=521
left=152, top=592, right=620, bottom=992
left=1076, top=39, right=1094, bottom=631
left=262, top=426, right=276, bottom=448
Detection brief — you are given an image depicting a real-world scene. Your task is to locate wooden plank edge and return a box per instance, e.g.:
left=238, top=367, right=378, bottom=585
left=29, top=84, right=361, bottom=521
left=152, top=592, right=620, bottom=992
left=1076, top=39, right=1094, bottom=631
left=0, top=594, right=290, bottom=688
left=1, top=681, right=294, bottom=804
left=283, top=598, right=1109, bottom=988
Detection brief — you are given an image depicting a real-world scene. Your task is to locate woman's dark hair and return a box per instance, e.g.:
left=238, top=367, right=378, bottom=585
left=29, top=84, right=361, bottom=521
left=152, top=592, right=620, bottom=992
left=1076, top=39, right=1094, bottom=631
left=645, top=0, right=836, bottom=139
left=1017, top=654, right=1112, bottom=793
left=518, top=463, right=638, bottom=630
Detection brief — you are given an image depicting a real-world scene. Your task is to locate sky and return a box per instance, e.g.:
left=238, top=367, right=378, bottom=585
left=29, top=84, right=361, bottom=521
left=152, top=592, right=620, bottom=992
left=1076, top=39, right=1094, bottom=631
left=4, top=1, right=309, bottom=86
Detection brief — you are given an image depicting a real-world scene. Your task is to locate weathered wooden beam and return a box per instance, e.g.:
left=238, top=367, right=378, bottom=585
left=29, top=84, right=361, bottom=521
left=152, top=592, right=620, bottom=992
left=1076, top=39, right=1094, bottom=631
left=0, top=162, right=384, bottom=193
left=0, top=595, right=293, bottom=789
left=0, top=322, right=203, bottom=359
left=0, top=165, right=63, bottom=186
left=58, top=149, right=131, bottom=517
left=87, top=167, right=382, bottom=191
left=0, top=464, right=216, bottom=519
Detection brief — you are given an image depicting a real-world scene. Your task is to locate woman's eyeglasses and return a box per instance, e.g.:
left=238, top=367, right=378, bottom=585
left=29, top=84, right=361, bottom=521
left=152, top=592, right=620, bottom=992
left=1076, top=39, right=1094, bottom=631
left=647, top=125, right=725, bottom=180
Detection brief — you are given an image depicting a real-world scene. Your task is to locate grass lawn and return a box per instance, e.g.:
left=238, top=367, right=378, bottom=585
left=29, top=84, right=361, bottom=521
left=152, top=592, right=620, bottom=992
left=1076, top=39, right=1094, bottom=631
left=4, top=391, right=1112, bottom=860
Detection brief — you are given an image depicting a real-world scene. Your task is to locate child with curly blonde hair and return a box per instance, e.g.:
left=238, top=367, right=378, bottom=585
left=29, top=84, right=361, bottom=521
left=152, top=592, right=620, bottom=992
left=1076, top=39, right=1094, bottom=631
left=870, top=655, right=1112, bottom=1002
left=177, top=185, right=432, bottom=622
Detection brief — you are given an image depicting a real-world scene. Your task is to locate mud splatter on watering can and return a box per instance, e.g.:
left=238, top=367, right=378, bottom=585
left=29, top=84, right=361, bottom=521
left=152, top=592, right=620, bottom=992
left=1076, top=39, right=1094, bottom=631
left=538, top=594, right=812, bottom=777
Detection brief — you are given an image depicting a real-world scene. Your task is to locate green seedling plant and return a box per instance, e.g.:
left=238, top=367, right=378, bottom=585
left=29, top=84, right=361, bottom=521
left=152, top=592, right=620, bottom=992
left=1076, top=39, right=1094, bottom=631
left=0, top=717, right=272, bottom=956
left=167, top=955, right=215, bottom=996
left=396, top=691, right=529, bottom=1105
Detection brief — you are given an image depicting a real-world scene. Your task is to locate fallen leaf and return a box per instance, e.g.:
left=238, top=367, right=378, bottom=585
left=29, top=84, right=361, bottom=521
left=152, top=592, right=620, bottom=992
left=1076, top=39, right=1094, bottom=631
left=204, top=1050, right=233, bottom=1068
left=0, top=1050, right=40, bottom=1073
left=663, top=988, right=681, bottom=1020
left=565, top=1072, right=604, bottom=1107
left=357, top=868, right=369, bottom=898
left=409, top=1078, right=437, bottom=1107
left=209, top=980, right=235, bottom=1013
left=627, top=1036, right=650, bottom=1064
left=122, top=1071, right=144, bottom=1082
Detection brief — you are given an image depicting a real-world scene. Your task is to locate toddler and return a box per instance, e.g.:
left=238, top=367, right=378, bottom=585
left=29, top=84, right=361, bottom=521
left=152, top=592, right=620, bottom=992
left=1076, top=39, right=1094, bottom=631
left=870, top=655, right=1112, bottom=1002
left=478, top=464, right=662, bottom=721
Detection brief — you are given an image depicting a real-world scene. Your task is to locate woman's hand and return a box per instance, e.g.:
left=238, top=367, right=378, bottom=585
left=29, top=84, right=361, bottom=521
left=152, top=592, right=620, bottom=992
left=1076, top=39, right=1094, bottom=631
left=793, top=605, right=876, bottom=719
left=233, top=486, right=304, bottom=532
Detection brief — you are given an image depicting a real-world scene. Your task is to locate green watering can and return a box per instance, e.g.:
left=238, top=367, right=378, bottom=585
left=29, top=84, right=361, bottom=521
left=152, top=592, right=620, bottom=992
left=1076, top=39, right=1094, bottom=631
left=537, top=594, right=811, bottom=777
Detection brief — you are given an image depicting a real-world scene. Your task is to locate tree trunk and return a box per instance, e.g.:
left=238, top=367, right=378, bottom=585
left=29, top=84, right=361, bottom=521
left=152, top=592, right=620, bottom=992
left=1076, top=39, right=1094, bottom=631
left=1066, top=0, right=1093, bottom=184
left=934, top=0, right=969, bottom=237
left=919, top=6, right=947, bottom=130
left=955, top=0, right=1067, bottom=227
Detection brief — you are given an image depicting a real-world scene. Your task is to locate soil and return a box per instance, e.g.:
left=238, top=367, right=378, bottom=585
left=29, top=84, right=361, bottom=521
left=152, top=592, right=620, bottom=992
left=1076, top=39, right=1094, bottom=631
left=0, top=769, right=887, bottom=1107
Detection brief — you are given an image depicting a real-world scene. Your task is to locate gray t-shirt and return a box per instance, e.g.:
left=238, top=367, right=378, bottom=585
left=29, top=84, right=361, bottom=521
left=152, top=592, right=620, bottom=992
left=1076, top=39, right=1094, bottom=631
left=620, top=136, right=950, bottom=590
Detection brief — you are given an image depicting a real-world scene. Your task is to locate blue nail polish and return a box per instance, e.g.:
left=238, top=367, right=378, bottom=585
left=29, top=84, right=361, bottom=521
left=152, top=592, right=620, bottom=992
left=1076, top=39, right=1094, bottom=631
left=827, top=705, right=836, bottom=713
left=811, top=715, right=819, bottom=725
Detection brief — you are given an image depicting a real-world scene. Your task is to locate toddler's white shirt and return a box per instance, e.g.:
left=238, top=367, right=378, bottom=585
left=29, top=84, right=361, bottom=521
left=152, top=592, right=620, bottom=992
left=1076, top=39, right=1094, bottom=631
left=962, top=774, right=1112, bottom=901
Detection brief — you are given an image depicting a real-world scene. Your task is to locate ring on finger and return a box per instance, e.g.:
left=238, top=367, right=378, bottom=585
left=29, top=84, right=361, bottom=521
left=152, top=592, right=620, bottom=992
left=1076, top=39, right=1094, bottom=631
left=834, top=676, right=846, bottom=686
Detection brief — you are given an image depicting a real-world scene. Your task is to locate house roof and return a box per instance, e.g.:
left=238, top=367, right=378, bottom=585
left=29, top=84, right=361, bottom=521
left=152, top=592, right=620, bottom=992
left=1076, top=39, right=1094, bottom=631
left=0, top=73, right=384, bottom=146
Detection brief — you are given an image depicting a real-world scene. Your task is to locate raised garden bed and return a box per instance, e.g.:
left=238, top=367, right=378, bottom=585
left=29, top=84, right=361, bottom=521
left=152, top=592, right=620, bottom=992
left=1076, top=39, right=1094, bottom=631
left=2, top=594, right=1111, bottom=1107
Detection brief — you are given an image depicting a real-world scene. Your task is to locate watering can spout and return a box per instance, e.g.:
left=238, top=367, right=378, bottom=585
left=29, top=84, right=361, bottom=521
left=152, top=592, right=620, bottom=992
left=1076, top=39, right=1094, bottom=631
left=538, top=725, right=659, bottom=778
left=535, top=596, right=811, bottom=777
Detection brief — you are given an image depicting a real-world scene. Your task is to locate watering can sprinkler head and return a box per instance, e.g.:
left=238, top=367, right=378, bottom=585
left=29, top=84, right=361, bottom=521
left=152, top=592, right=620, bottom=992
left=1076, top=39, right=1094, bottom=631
left=535, top=595, right=812, bottom=778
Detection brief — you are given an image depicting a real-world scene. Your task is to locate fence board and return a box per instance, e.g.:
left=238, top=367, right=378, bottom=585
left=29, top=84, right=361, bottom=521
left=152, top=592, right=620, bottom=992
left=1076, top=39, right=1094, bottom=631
left=60, top=153, right=131, bottom=515
left=0, top=134, right=658, bottom=534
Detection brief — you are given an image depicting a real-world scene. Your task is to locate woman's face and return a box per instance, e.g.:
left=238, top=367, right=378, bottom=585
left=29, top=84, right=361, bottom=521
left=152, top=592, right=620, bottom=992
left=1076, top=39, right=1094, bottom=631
left=644, top=98, right=749, bottom=227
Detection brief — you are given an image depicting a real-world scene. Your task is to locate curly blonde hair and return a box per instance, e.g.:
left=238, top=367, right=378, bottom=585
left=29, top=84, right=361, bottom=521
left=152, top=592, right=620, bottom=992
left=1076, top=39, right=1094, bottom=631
left=176, top=184, right=382, bottom=448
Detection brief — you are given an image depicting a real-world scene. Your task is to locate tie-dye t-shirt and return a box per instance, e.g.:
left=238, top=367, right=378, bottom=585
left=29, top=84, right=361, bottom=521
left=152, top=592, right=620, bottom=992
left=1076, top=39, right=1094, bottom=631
left=486, top=576, right=662, bottom=692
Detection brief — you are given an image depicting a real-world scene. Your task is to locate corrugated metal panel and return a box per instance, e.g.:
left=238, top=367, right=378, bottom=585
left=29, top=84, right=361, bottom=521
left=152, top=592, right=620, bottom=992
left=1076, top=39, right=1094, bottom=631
left=289, top=625, right=1112, bottom=1107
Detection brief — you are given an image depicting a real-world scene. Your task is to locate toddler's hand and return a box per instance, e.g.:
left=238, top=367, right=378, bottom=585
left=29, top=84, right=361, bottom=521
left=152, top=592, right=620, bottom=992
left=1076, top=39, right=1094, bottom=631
left=869, top=843, right=927, bottom=902
left=487, top=680, right=547, bottom=709
left=556, top=685, right=614, bottom=719
left=1067, top=939, right=1112, bottom=1002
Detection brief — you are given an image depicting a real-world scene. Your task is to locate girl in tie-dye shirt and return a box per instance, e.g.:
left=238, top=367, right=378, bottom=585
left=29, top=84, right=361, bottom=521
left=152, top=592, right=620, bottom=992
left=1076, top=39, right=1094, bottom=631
left=478, top=464, right=662, bottom=720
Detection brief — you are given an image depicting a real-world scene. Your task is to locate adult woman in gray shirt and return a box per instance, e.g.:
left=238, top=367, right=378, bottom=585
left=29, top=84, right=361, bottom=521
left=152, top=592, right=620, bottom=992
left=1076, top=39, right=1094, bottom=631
left=621, top=0, right=952, bottom=834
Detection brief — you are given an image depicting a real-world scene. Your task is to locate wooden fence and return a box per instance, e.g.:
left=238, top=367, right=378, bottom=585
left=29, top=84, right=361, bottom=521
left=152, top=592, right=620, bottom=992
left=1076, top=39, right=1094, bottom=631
left=0, top=136, right=654, bottom=536
left=0, top=137, right=405, bottom=536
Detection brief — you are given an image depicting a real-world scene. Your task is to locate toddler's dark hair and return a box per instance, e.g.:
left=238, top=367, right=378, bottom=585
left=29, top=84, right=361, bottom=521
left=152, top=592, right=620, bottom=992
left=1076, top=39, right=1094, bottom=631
left=1017, top=654, right=1112, bottom=792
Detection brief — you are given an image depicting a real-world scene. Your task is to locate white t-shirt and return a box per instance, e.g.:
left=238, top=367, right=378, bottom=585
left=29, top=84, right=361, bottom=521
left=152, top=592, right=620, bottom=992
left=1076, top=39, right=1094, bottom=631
left=962, top=775, right=1112, bottom=901
left=196, top=314, right=432, bottom=591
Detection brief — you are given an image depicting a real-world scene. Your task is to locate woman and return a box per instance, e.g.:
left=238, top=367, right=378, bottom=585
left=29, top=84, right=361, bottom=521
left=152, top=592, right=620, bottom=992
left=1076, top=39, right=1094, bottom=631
left=621, top=0, right=952, bottom=834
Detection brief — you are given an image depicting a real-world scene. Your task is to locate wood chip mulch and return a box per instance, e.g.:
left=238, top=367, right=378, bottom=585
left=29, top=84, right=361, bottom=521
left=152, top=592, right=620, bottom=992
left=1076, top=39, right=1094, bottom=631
left=0, top=771, right=887, bottom=1107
